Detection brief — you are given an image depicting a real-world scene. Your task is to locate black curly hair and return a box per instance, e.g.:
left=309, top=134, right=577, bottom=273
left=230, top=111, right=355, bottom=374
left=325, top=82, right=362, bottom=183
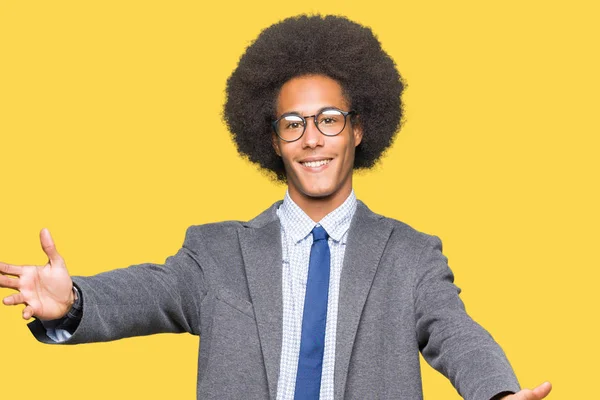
left=224, top=14, right=404, bottom=182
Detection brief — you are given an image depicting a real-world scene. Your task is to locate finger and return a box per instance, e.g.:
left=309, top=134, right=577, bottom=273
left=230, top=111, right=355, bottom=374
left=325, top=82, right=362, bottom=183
left=40, top=228, right=63, bottom=265
left=3, top=292, right=25, bottom=306
left=0, top=262, right=23, bottom=276
left=22, top=305, right=35, bottom=320
left=532, top=382, right=552, bottom=398
left=0, top=274, right=20, bottom=289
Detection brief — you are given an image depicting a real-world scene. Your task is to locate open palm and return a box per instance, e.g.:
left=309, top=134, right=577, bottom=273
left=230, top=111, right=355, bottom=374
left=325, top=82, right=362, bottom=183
left=0, top=228, right=74, bottom=320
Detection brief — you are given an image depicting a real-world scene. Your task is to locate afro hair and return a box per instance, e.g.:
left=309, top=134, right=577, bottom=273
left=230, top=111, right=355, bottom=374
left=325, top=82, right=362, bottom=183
left=224, top=14, right=404, bottom=181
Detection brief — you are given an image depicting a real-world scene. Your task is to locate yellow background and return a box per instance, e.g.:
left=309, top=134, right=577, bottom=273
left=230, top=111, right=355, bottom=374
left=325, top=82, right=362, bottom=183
left=1, top=0, right=598, bottom=398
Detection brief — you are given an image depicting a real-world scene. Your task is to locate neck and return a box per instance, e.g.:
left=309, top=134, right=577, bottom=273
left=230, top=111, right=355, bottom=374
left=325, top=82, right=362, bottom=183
left=288, top=185, right=353, bottom=222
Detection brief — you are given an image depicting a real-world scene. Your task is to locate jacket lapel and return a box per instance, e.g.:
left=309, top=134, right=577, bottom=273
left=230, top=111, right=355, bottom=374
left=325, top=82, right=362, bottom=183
left=334, top=201, right=394, bottom=399
left=239, top=204, right=283, bottom=400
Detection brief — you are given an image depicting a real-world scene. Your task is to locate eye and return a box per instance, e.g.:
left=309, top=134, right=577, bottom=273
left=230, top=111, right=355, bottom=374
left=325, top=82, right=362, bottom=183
left=286, top=121, right=303, bottom=130
left=318, top=109, right=343, bottom=125
left=280, top=115, right=304, bottom=131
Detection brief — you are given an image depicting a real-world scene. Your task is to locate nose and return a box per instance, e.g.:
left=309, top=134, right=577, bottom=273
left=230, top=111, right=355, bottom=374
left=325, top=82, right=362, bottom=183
left=301, top=118, right=324, bottom=149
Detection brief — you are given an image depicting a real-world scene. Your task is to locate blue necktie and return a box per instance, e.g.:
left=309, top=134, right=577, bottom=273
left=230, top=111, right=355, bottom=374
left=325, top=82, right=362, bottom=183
left=294, top=225, right=330, bottom=400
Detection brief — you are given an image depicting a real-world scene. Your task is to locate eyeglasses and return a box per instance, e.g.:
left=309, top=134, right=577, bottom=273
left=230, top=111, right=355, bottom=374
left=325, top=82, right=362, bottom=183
left=272, top=108, right=356, bottom=142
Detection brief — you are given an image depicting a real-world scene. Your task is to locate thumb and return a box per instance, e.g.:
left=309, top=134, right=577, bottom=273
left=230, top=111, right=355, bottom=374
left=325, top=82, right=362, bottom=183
left=40, top=228, right=63, bottom=265
left=532, top=382, right=552, bottom=398
left=514, top=382, right=553, bottom=400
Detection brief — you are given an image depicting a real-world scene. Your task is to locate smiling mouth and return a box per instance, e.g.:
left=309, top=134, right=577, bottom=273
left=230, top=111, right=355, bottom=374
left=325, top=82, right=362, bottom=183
left=300, top=159, right=332, bottom=168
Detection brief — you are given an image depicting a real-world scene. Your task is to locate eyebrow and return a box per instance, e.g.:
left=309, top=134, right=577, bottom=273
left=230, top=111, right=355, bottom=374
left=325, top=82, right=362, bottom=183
left=278, top=106, right=341, bottom=117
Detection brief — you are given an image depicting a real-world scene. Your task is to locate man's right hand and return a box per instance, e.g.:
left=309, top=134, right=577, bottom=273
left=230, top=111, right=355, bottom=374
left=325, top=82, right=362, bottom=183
left=0, top=228, right=74, bottom=321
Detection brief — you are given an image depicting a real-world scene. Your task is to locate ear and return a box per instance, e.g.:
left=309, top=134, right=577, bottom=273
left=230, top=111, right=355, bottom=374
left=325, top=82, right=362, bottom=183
left=271, top=133, right=282, bottom=156
left=352, top=119, right=363, bottom=147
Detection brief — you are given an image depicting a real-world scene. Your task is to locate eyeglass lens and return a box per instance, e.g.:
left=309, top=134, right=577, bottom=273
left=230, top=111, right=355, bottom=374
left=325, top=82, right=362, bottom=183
left=276, top=109, right=347, bottom=141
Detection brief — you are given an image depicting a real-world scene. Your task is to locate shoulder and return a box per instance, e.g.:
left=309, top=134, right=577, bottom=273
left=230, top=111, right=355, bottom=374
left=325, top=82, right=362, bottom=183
left=184, top=220, right=243, bottom=240
left=356, top=200, right=442, bottom=257
left=182, top=201, right=282, bottom=247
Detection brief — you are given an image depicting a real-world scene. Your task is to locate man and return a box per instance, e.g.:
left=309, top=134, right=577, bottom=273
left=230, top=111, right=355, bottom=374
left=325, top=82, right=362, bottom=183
left=0, top=15, right=550, bottom=400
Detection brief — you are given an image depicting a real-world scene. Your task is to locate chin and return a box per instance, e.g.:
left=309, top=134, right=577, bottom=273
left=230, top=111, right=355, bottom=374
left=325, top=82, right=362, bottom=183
left=301, top=188, right=335, bottom=199
left=287, top=166, right=351, bottom=202
left=297, top=180, right=341, bottom=199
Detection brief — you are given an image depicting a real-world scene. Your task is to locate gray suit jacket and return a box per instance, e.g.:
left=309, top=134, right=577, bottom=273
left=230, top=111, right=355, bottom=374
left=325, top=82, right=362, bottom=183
left=30, top=201, right=520, bottom=399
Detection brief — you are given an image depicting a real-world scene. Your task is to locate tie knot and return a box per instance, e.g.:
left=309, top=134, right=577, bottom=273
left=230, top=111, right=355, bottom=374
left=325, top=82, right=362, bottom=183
left=311, top=225, right=328, bottom=242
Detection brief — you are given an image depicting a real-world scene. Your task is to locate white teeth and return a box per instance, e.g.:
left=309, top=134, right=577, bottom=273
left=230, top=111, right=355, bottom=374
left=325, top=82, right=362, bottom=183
left=301, top=159, right=331, bottom=168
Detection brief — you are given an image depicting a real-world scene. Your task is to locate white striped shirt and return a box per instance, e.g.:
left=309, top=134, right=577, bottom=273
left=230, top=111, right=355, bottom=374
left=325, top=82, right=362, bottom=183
left=276, top=190, right=357, bottom=400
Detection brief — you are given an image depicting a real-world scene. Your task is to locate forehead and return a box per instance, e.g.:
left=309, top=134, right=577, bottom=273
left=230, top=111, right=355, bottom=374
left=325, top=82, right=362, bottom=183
left=276, top=75, right=350, bottom=114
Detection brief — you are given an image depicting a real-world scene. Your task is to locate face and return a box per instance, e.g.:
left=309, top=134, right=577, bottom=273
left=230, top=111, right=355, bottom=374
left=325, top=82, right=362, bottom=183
left=272, top=75, right=363, bottom=206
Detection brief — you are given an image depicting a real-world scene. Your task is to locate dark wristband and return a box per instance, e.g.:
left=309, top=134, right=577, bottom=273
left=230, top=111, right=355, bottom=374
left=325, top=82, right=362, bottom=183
left=53, top=284, right=84, bottom=334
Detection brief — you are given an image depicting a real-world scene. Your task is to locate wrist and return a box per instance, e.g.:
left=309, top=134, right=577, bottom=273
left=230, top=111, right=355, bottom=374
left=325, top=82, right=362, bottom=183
left=63, top=284, right=77, bottom=314
left=39, top=285, right=81, bottom=327
left=490, top=392, right=514, bottom=400
left=68, top=284, right=76, bottom=305
left=59, top=284, right=83, bottom=333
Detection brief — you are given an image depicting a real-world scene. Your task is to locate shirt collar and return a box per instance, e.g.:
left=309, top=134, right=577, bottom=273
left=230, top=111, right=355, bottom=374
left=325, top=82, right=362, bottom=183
left=277, top=190, right=357, bottom=243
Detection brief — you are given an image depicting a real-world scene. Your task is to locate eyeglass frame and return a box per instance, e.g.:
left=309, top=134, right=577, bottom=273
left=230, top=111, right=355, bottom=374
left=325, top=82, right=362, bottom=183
left=271, top=107, right=357, bottom=143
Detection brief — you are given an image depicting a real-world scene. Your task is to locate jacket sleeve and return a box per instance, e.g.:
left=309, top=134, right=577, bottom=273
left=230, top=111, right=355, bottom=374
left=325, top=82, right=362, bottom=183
left=414, top=235, right=521, bottom=400
left=28, top=226, right=206, bottom=344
